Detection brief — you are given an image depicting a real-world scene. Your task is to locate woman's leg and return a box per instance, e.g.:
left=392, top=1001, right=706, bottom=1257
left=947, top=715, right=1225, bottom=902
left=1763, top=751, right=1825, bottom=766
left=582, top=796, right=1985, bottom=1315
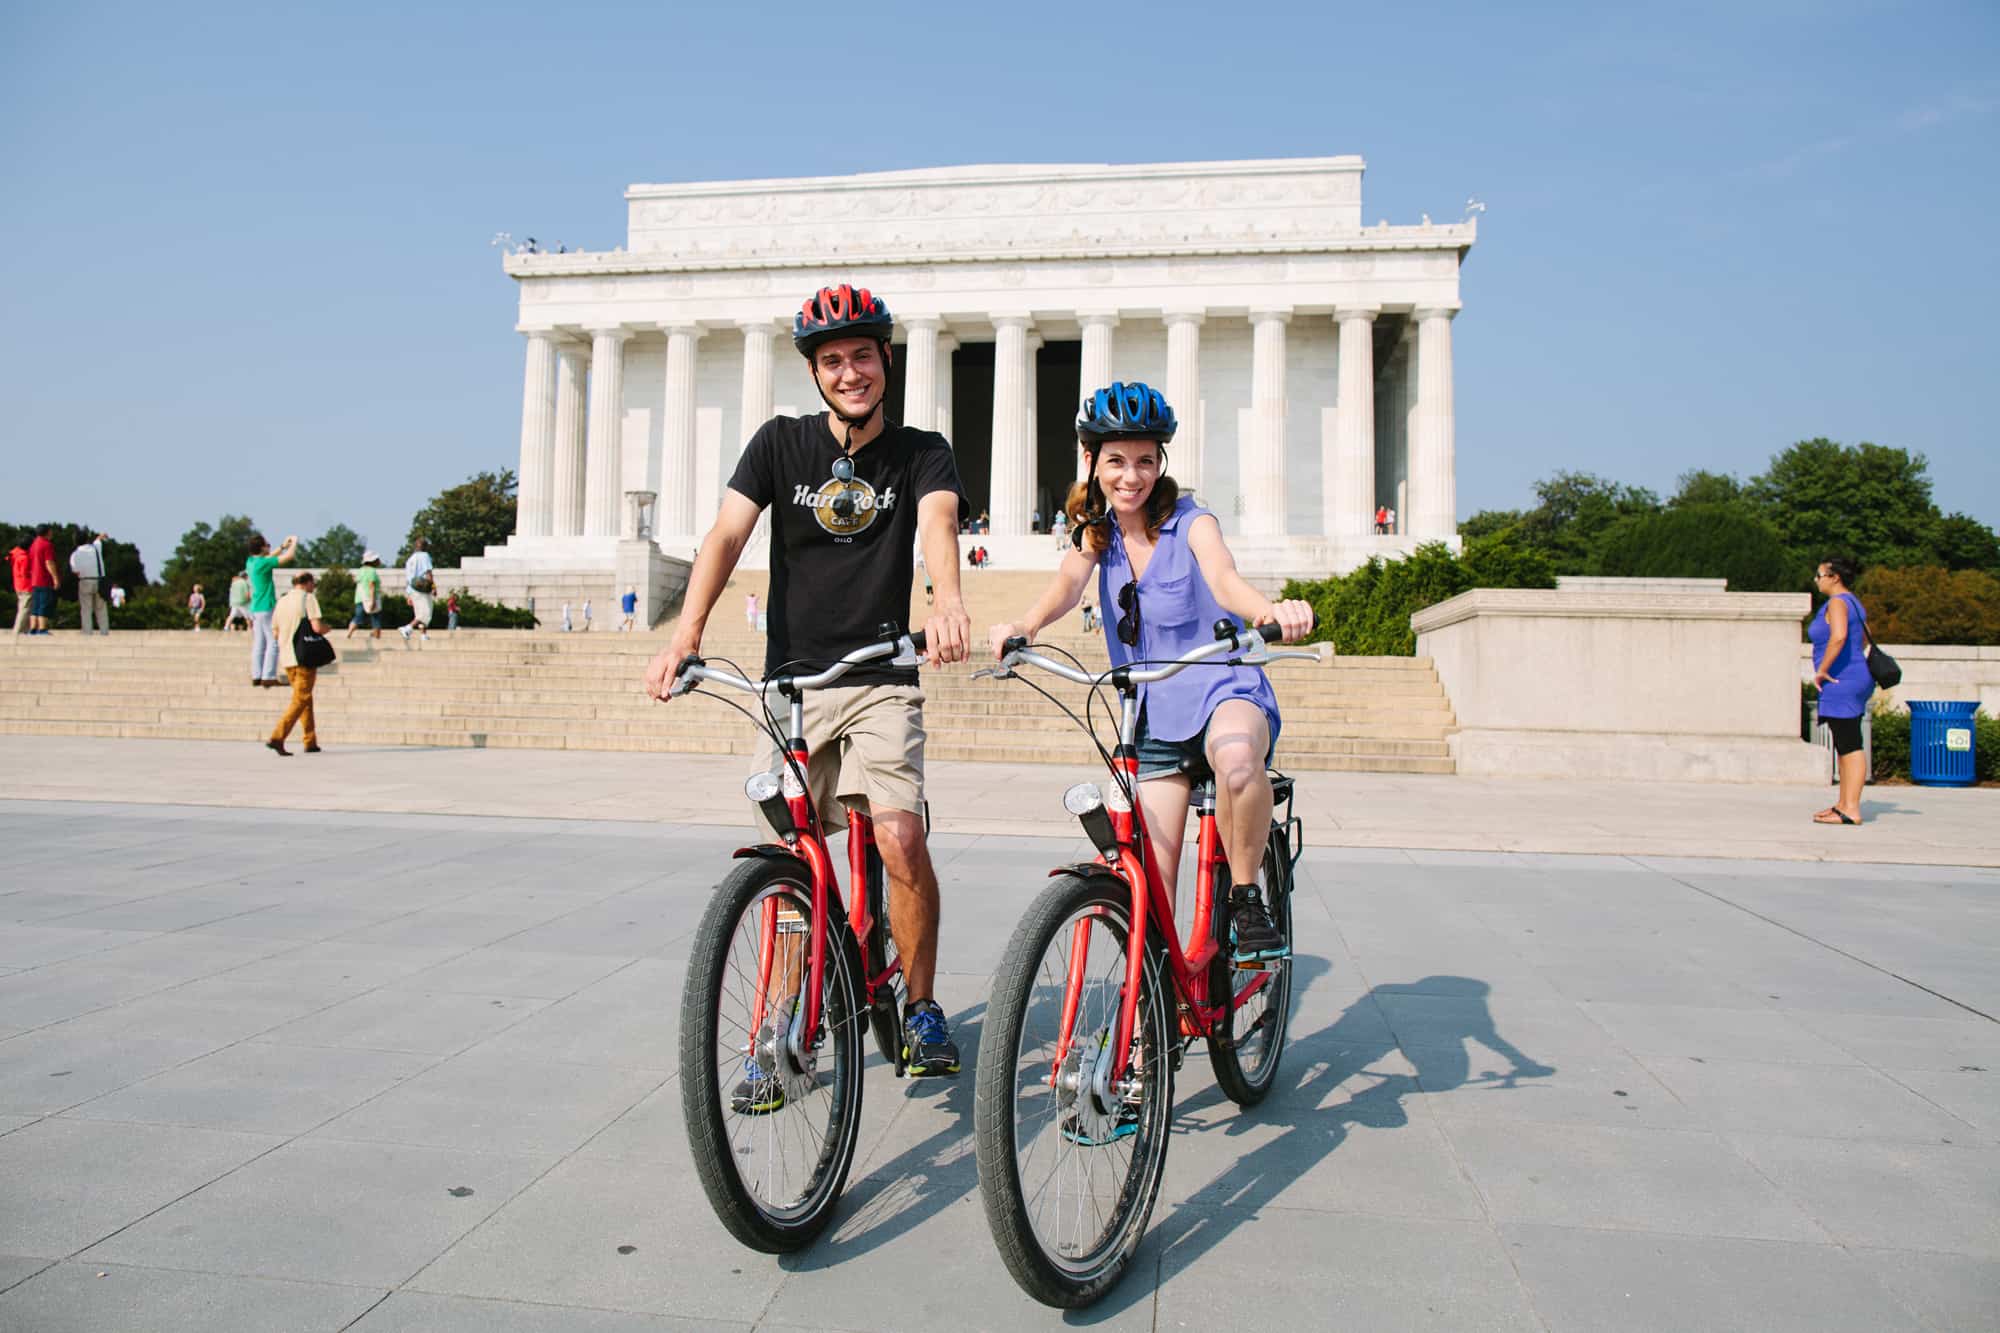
left=1136, top=774, right=1193, bottom=914
left=1205, top=700, right=1274, bottom=887
left=1836, top=748, right=1866, bottom=820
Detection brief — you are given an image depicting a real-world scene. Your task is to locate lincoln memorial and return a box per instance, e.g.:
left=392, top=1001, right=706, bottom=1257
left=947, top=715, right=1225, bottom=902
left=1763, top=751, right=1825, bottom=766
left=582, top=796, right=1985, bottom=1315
left=480, top=155, right=1474, bottom=586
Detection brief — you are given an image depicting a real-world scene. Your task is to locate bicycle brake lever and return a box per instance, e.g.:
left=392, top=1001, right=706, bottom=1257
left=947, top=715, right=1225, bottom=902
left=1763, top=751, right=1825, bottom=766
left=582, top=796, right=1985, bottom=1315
left=970, top=666, right=1014, bottom=681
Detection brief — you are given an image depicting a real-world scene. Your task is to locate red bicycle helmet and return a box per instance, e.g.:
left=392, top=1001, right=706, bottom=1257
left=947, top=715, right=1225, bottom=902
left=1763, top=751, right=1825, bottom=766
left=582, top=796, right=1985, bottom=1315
left=793, top=284, right=894, bottom=356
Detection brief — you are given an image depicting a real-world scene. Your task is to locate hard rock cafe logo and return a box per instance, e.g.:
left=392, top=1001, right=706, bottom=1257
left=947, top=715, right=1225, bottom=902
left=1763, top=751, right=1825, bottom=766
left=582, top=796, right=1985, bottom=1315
left=793, top=456, right=895, bottom=538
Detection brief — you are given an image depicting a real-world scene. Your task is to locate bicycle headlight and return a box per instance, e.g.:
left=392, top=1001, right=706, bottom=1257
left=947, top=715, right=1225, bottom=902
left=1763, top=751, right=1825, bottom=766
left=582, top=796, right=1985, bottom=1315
left=1063, top=782, right=1119, bottom=857
left=745, top=771, right=796, bottom=838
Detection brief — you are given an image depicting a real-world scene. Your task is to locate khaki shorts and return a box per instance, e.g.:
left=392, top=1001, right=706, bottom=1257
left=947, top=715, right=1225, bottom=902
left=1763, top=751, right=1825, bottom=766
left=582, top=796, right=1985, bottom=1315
left=752, top=683, right=925, bottom=836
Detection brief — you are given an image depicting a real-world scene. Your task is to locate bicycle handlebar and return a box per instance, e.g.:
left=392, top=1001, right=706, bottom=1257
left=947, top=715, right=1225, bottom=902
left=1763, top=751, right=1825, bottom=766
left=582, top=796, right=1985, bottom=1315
left=670, top=629, right=928, bottom=700
left=985, top=621, right=1320, bottom=690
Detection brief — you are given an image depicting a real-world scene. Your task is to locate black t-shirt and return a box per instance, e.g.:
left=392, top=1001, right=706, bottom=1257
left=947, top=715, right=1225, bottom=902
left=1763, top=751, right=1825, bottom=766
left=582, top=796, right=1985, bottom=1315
left=728, top=414, right=967, bottom=685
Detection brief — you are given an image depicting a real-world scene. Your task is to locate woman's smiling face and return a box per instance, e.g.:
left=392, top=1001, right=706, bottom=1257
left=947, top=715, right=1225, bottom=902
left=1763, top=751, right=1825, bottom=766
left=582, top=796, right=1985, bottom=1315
left=1093, top=439, right=1163, bottom=517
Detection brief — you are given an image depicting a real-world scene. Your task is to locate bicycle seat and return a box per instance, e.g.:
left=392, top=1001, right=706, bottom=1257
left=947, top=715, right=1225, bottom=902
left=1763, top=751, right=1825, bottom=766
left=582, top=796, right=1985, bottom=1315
left=1176, top=754, right=1214, bottom=786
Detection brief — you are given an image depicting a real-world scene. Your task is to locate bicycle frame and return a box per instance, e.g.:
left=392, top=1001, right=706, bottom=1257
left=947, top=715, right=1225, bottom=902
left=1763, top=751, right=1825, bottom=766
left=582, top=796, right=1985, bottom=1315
left=988, top=627, right=1316, bottom=1099
left=676, top=634, right=920, bottom=1070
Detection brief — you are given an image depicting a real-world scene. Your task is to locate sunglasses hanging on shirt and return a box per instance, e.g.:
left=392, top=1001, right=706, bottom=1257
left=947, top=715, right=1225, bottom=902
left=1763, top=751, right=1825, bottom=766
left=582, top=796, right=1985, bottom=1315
left=1116, top=580, right=1141, bottom=647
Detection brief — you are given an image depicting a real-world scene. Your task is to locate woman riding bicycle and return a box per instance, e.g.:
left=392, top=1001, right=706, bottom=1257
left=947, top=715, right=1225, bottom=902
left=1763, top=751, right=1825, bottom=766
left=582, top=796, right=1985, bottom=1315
left=988, top=381, right=1314, bottom=963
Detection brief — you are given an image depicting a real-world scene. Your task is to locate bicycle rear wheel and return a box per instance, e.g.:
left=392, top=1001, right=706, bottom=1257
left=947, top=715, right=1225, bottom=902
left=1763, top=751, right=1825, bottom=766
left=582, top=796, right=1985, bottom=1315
left=1207, top=827, right=1295, bottom=1106
left=681, top=855, right=865, bottom=1252
left=974, top=873, right=1172, bottom=1307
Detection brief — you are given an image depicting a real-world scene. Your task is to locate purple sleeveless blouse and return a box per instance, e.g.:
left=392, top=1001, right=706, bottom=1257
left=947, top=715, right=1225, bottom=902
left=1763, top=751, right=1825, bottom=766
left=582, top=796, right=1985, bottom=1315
left=1097, top=496, right=1282, bottom=745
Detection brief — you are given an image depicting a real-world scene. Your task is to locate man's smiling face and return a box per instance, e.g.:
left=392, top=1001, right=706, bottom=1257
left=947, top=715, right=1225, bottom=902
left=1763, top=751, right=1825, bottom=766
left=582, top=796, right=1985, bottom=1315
left=813, top=336, right=887, bottom=420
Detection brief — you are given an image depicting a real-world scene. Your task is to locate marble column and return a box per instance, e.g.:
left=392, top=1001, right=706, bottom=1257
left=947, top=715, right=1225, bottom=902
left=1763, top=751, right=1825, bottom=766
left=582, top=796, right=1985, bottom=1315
left=1411, top=306, right=1459, bottom=541
left=583, top=327, right=630, bottom=539
left=738, top=320, right=777, bottom=437
left=515, top=331, right=557, bottom=538
left=661, top=325, right=701, bottom=537
left=934, top=334, right=956, bottom=440
left=1397, top=332, right=1418, bottom=531
left=1329, top=306, right=1379, bottom=541
left=552, top=341, right=589, bottom=537
left=1026, top=333, right=1043, bottom=528
left=1077, top=313, right=1116, bottom=482
left=1164, top=311, right=1203, bottom=498
left=902, top=318, right=941, bottom=432
left=989, top=317, right=1032, bottom=534
left=1244, top=310, right=1291, bottom=538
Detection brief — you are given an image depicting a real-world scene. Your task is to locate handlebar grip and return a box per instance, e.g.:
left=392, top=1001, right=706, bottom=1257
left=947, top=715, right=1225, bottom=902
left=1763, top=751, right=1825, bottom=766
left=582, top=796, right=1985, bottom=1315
left=1258, top=622, right=1284, bottom=644
left=674, top=653, right=704, bottom=677
left=906, top=629, right=927, bottom=655
left=1003, top=635, right=1028, bottom=655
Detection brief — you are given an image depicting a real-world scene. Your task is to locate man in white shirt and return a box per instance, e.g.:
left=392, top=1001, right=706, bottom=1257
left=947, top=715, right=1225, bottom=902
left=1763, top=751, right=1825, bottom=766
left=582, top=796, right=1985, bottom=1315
left=68, top=533, right=111, bottom=635
left=399, top=538, right=434, bottom=644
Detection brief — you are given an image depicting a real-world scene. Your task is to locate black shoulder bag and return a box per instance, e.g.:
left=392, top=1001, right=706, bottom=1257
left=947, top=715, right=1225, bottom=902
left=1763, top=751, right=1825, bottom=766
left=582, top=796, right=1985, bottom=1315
left=294, top=606, right=336, bottom=671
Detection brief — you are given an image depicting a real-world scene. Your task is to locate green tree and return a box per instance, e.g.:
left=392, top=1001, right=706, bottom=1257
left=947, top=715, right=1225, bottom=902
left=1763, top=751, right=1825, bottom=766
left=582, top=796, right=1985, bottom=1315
left=0, top=522, right=148, bottom=591
left=297, top=523, right=367, bottom=569
left=401, top=470, right=517, bottom=568
left=1669, top=469, right=1745, bottom=508
left=160, top=514, right=258, bottom=601
left=1930, top=512, right=2000, bottom=576
left=1746, top=438, right=1940, bottom=569
left=1457, top=508, right=1525, bottom=542
left=1855, top=565, right=2000, bottom=646
left=1591, top=503, right=1799, bottom=591
left=1283, top=534, right=1554, bottom=657
left=1509, top=472, right=1662, bottom=571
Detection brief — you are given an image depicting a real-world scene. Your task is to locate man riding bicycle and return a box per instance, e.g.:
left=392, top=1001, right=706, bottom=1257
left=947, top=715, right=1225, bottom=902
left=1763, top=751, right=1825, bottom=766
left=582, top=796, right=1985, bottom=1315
left=645, top=283, right=972, bottom=1083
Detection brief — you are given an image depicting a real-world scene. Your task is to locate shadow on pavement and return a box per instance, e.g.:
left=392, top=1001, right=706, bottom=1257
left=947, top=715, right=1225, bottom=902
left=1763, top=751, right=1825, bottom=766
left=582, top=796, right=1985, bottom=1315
left=1087, top=973, right=1554, bottom=1321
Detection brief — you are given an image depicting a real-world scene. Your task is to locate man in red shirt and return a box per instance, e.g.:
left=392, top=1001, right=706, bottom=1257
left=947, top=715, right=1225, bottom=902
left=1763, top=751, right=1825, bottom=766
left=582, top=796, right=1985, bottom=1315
left=25, top=526, right=58, bottom=636
left=7, top=539, right=31, bottom=637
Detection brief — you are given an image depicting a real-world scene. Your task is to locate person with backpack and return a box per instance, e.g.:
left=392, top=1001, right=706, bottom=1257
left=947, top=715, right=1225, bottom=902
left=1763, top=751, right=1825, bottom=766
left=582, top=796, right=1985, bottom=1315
left=398, top=538, right=434, bottom=644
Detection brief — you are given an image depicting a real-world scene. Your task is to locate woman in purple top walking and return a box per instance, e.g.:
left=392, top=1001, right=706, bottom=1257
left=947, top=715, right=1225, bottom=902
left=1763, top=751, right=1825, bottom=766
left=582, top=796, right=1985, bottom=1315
left=989, top=382, right=1315, bottom=962
left=1808, top=555, right=1875, bottom=825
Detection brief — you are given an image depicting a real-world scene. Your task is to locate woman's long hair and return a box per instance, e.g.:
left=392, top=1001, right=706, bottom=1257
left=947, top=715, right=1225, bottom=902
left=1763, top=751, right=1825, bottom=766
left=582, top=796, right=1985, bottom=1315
left=1064, top=441, right=1180, bottom=555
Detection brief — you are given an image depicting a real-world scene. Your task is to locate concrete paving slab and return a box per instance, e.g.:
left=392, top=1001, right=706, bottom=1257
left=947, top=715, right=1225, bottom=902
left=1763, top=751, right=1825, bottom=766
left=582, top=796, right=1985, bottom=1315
left=1794, top=1011, right=2000, bottom=1072
left=0, top=965, right=177, bottom=1030
left=400, top=947, right=635, bottom=1000
left=1500, top=1223, right=1923, bottom=1332
left=1417, top=1051, right=1701, bottom=1131
left=0, top=1027, right=219, bottom=1114
left=216, top=941, right=473, bottom=993
left=1850, top=1248, right=2000, bottom=1332
left=348, top=1290, right=746, bottom=1332
left=0, top=926, right=142, bottom=970
left=46, top=976, right=360, bottom=1046
left=1727, top=1133, right=2000, bottom=1255
left=0, top=1117, right=282, bottom=1257
left=0, top=1262, right=384, bottom=1333
left=0, top=1256, right=51, bottom=1295
left=84, top=1138, right=551, bottom=1286
left=1637, top=1055, right=1980, bottom=1141
left=468, top=962, right=682, bottom=1070
left=258, top=988, right=554, bottom=1056
left=1148, top=1211, right=1542, bottom=1331
left=66, top=1041, right=435, bottom=1134
left=406, top=1154, right=788, bottom=1322
left=1881, top=1067, right=1999, bottom=1139
left=1442, top=1120, right=1829, bottom=1241
left=1577, top=1001, right=1861, bottom=1065
left=313, top=1052, right=665, bottom=1157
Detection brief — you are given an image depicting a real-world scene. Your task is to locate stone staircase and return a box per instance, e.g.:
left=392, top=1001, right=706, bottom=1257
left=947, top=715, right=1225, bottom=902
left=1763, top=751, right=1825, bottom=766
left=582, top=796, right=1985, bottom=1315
left=0, top=571, right=1456, bottom=773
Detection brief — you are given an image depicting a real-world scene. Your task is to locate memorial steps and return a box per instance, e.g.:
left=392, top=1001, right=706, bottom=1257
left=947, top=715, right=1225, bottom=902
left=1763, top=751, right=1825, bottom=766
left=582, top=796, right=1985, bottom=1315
left=0, top=573, right=1456, bottom=773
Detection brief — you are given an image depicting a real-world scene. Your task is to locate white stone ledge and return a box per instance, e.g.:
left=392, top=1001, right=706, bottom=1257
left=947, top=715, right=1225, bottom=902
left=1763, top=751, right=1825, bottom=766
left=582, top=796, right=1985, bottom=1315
left=1450, top=729, right=1828, bottom=785
left=1411, top=588, right=1811, bottom=633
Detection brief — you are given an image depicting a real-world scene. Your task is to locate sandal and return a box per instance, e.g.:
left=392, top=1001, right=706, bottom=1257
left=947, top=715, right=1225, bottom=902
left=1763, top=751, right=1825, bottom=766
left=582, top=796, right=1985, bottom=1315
left=1812, top=807, right=1858, bottom=825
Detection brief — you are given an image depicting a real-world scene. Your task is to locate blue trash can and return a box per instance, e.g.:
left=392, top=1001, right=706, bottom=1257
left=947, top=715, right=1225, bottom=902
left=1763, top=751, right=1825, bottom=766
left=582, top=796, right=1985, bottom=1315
left=1908, top=701, right=1979, bottom=787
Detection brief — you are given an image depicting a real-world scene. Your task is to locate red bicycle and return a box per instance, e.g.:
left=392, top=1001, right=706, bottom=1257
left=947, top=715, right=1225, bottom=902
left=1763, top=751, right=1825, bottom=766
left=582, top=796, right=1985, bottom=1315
left=972, top=621, right=1319, bottom=1305
left=670, top=628, right=925, bottom=1251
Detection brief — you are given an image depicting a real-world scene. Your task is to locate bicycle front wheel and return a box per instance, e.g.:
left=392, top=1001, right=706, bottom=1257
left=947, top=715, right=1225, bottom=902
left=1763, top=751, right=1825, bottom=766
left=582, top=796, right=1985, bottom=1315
left=974, top=873, right=1173, bottom=1307
left=680, top=855, right=866, bottom=1252
left=1207, top=827, right=1296, bottom=1106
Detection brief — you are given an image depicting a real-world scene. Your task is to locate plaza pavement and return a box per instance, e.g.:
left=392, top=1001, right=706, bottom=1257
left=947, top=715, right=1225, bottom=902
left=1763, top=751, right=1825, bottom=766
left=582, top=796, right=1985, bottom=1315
left=0, top=738, right=1995, bottom=1329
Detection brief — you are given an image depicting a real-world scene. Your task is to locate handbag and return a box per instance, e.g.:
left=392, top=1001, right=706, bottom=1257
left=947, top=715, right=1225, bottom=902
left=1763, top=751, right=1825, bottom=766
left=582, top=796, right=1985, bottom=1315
left=1862, top=622, right=1901, bottom=689
left=293, top=607, right=336, bottom=670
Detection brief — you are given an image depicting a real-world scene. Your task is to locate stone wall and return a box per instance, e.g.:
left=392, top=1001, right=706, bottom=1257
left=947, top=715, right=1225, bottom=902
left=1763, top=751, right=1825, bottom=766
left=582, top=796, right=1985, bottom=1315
left=1414, top=585, right=1826, bottom=783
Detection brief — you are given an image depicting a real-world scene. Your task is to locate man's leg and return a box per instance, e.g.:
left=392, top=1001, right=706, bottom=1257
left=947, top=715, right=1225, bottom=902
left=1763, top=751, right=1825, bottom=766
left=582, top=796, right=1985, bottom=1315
left=298, top=669, right=317, bottom=749
left=251, top=611, right=275, bottom=680
left=273, top=666, right=310, bottom=742
left=872, top=808, right=941, bottom=1006
left=11, top=595, right=28, bottom=637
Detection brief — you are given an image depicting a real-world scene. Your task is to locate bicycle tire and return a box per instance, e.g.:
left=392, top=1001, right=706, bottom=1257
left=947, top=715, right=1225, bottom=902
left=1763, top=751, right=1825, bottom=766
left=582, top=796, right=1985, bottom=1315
left=680, top=855, right=866, bottom=1252
left=974, top=872, right=1173, bottom=1307
left=1206, top=827, right=1296, bottom=1106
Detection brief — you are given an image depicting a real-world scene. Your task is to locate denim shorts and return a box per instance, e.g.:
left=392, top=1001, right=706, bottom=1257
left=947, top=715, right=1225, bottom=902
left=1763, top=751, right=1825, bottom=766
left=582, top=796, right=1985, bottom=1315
left=349, top=606, right=380, bottom=629
left=1134, top=706, right=1275, bottom=780
left=30, top=587, right=54, bottom=616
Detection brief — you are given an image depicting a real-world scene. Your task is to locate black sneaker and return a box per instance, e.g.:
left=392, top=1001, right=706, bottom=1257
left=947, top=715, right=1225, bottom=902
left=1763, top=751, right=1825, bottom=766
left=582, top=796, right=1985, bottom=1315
left=901, top=999, right=961, bottom=1076
left=730, top=1052, right=786, bottom=1116
left=1229, top=884, right=1288, bottom=964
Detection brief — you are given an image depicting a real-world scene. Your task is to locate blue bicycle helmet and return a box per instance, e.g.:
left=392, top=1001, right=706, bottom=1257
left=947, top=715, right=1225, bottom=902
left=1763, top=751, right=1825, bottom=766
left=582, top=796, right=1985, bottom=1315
left=1076, top=381, right=1177, bottom=444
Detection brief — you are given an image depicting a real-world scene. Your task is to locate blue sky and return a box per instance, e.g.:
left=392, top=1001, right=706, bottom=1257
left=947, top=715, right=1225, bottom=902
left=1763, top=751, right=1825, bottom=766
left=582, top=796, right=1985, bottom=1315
left=3, top=1, right=1995, bottom=575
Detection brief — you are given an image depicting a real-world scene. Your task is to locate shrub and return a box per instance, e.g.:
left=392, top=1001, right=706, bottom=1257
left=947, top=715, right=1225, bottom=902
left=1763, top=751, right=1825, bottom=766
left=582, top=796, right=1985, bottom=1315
left=1590, top=503, right=1799, bottom=591
left=1862, top=704, right=1998, bottom=784
left=1282, top=536, right=1554, bottom=657
left=1853, top=565, right=2000, bottom=645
